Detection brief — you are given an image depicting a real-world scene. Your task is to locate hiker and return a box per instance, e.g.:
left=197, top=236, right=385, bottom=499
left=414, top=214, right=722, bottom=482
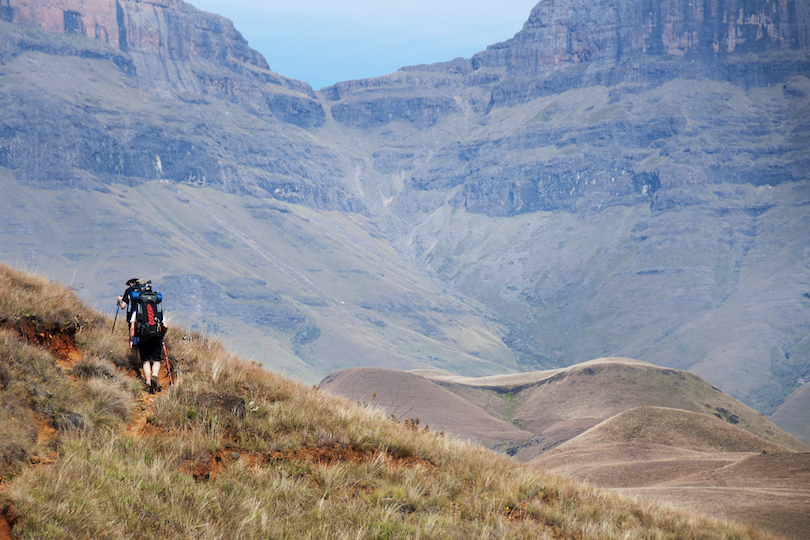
left=129, top=280, right=168, bottom=393
left=117, top=276, right=141, bottom=322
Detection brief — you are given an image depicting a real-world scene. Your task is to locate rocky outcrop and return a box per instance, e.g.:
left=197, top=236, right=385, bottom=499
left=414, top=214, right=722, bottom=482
left=5, top=0, right=265, bottom=68
left=0, top=0, right=354, bottom=209
left=474, top=0, right=810, bottom=77
left=2, top=0, right=322, bottom=115
left=469, top=0, right=810, bottom=107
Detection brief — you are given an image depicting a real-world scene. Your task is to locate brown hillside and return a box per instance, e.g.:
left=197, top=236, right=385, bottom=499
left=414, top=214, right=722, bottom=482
left=529, top=407, right=810, bottom=540
left=770, top=383, right=810, bottom=446
left=505, top=358, right=808, bottom=458
left=554, top=407, right=791, bottom=454
left=343, top=358, right=808, bottom=461
left=529, top=407, right=791, bottom=489
left=2, top=265, right=778, bottom=540
left=319, top=367, right=531, bottom=447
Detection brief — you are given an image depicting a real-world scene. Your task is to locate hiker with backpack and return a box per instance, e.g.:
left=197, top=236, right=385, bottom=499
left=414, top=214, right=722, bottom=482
left=117, top=277, right=141, bottom=321
left=129, top=280, right=168, bottom=393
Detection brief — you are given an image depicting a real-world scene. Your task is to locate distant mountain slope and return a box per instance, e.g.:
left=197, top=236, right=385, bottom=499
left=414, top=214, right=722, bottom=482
left=322, top=358, right=808, bottom=460
left=529, top=407, right=810, bottom=540
left=0, top=171, right=520, bottom=383
left=0, top=5, right=353, bottom=208
left=319, top=367, right=531, bottom=447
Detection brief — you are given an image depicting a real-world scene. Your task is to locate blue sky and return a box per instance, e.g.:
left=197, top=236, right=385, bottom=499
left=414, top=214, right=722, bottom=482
left=189, top=0, right=539, bottom=90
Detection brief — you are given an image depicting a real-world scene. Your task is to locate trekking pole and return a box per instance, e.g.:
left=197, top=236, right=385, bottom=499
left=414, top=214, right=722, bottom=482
left=162, top=341, right=174, bottom=386
left=111, top=301, right=120, bottom=332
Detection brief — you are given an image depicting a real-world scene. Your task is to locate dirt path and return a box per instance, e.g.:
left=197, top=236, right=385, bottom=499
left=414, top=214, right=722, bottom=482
left=126, top=366, right=173, bottom=437
left=0, top=512, right=10, bottom=540
left=0, top=327, right=174, bottom=539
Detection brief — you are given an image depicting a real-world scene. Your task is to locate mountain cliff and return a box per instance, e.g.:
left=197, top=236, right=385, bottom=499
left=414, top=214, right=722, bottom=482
left=474, top=0, right=809, bottom=80
left=322, top=0, right=810, bottom=217
left=0, top=0, right=350, bottom=208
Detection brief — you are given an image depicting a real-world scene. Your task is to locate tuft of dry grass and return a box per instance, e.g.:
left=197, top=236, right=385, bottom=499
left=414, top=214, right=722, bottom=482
left=0, top=264, right=102, bottom=332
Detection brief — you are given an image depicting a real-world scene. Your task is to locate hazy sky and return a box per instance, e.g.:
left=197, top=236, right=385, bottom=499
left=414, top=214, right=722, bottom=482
left=189, top=0, right=539, bottom=90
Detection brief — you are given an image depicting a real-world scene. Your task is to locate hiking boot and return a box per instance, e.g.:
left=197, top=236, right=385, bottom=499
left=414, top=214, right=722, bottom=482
left=151, top=376, right=161, bottom=393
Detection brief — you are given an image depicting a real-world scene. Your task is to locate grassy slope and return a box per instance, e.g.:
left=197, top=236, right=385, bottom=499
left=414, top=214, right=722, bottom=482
left=529, top=408, right=810, bottom=540
left=0, top=265, right=777, bottom=539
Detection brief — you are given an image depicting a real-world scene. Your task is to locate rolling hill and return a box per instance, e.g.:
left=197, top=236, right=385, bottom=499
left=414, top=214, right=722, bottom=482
left=530, top=407, right=810, bottom=540
left=321, top=362, right=810, bottom=539
left=321, top=358, right=809, bottom=458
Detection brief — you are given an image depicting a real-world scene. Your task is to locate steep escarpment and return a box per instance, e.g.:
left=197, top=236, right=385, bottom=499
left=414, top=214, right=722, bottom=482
left=321, top=1, right=810, bottom=216
left=474, top=0, right=810, bottom=97
left=0, top=0, right=351, bottom=208
left=2, top=0, right=311, bottom=98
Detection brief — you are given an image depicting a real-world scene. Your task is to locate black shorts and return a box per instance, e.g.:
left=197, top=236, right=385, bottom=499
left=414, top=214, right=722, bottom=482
left=137, top=338, right=162, bottom=363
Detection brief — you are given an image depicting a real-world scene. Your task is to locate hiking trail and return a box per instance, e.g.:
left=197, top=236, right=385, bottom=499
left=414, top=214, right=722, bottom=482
left=0, top=324, right=171, bottom=539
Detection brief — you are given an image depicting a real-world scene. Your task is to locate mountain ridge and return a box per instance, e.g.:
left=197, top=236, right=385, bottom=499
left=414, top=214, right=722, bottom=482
left=320, top=358, right=809, bottom=457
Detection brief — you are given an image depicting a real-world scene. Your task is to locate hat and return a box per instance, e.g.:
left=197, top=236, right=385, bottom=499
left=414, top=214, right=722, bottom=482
left=126, top=276, right=139, bottom=285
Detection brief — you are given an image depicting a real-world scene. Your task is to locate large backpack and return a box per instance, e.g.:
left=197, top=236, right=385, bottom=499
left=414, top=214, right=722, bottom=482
left=132, top=289, right=165, bottom=339
left=124, top=281, right=143, bottom=321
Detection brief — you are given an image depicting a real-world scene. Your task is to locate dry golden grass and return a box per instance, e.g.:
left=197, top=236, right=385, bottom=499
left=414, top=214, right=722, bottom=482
left=530, top=407, right=810, bottom=540
left=556, top=407, right=789, bottom=454
left=0, top=264, right=778, bottom=539
left=0, top=264, right=102, bottom=331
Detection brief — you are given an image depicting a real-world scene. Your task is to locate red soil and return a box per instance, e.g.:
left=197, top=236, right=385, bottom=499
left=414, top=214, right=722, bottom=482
left=0, top=505, right=16, bottom=540
left=1, top=320, right=82, bottom=370
left=179, top=444, right=435, bottom=484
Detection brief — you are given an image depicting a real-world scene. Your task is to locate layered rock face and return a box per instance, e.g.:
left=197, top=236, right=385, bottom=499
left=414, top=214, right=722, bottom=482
left=322, top=0, right=809, bottom=218
left=474, top=0, right=810, bottom=77
left=0, top=0, right=354, bottom=209
left=2, top=0, right=316, bottom=102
